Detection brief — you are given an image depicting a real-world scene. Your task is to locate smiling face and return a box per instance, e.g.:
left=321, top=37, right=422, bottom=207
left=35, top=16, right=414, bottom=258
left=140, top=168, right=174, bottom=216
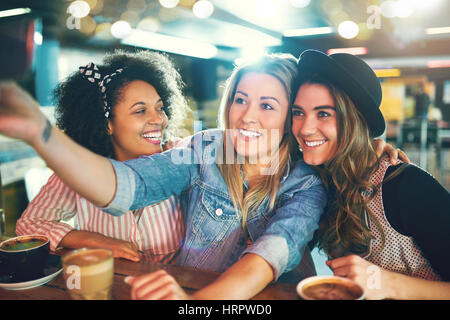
left=228, top=72, right=289, bottom=163
left=107, top=80, right=168, bottom=161
left=291, top=83, right=339, bottom=166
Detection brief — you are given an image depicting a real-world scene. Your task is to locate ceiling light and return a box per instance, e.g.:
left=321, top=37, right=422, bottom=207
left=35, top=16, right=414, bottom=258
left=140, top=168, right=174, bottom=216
left=283, top=27, right=333, bottom=37
left=327, top=47, right=368, bottom=55
left=193, top=0, right=214, bottom=19
left=0, top=8, right=31, bottom=18
left=235, top=47, right=267, bottom=66
left=426, top=26, right=450, bottom=35
left=338, top=21, right=359, bottom=39
left=121, top=29, right=218, bottom=59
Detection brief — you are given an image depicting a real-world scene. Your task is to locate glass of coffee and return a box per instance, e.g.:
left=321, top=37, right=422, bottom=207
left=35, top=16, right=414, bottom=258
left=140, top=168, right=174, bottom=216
left=62, top=248, right=114, bottom=300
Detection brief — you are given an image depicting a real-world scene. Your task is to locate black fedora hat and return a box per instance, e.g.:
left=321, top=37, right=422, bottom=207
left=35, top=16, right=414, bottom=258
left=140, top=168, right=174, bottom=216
left=296, top=50, right=385, bottom=137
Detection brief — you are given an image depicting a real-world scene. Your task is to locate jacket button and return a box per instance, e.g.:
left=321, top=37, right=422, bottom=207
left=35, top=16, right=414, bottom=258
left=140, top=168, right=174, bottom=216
left=215, top=208, right=223, bottom=216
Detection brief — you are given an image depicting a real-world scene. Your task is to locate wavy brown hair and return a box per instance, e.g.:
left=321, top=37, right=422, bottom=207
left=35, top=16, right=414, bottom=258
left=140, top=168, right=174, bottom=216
left=294, top=74, right=388, bottom=258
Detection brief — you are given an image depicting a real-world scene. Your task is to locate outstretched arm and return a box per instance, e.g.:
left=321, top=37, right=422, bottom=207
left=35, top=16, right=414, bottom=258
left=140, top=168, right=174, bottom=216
left=126, top=253, right=274, bottom=300
left=0, top=82, right=115, bottom=207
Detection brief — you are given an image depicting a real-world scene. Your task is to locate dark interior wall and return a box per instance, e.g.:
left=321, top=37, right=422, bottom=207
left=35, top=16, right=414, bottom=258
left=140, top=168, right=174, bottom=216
left=190, top=58, right=218, bottom=102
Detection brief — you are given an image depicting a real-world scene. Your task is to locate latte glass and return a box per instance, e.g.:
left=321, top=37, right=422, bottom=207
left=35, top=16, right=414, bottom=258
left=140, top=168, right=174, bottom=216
left=62, top=248, right=114, bottom=300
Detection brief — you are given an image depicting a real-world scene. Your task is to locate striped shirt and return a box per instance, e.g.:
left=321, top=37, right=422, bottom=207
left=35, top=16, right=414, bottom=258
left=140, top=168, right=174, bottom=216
left=16, top=174, right=184, bottom=264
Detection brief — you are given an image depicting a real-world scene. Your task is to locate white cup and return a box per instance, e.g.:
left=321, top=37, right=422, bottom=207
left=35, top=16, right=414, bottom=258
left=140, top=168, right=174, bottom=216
left=297, top=275, right=365, bottom=300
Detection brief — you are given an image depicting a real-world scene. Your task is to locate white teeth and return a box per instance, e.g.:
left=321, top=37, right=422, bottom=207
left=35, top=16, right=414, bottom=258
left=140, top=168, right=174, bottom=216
left=304, top=140, right=326, bottom=147
left=239, top=129, right=262, bottom=137
left=142, top=132, right=162, bottom=139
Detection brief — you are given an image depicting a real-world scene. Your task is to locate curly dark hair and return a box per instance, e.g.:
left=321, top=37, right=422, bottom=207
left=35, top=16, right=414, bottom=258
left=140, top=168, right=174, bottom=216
left=53, top=49, right=189, bottom=158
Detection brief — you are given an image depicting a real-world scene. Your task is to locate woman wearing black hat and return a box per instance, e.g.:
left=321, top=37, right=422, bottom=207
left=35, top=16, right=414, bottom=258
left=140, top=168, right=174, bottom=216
left=291, top=50, right=450, bottom=299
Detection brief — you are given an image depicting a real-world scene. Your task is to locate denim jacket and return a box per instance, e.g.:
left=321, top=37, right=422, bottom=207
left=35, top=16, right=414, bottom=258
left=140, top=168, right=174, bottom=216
left=104, top=129, right=327, bottom=279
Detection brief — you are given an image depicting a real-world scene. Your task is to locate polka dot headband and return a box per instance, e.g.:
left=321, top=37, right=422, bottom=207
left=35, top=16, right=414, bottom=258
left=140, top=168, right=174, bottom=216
left=79, top=62, right=124, bottom=118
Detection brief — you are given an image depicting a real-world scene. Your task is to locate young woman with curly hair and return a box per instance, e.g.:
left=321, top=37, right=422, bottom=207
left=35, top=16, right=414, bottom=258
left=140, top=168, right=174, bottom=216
left=15, top=50, right=190, bottom=263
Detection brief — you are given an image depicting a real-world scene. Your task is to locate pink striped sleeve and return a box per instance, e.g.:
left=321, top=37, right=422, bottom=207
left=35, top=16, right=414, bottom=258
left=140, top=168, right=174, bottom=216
left=171, top=196, right=184, bottom=250
left=137, top=196, right=183, bottom=262
left=16, top=174, right=77, bottom=251
left=161, top=197, right=178, bottom=252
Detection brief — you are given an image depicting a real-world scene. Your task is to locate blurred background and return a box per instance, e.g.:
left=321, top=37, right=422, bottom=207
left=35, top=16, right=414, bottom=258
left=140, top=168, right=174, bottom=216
left=0, top=0, right=449, bottom=272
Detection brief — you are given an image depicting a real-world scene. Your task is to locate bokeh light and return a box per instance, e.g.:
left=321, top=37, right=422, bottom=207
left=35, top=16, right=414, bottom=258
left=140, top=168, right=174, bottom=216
left=67, top=0, right=91, bottom=19
left=80, top=15, right=97, bottom=34
left=380, top=0, right=397, bottom=18
left=95, top=23, right=113, bottom=40
left=159, top=0, right=179, bottom=9
left=120, top=10, right=140, bottom=27
left=137, top=17, right=160, bottom=32
left=127, top=0, right=147, bottom=11
left=396, top=0, right=415, bottom=18
left=111, top=20, right=132, bottom=39
left=256, top=0, right=277, bottom=19
left=34, top=31, right=43, bottom=45
left=338, top=20, right=359, bottom=39
left=88, top=0, right=103, bottom=15
left=193, top=0, right=214, bottom=19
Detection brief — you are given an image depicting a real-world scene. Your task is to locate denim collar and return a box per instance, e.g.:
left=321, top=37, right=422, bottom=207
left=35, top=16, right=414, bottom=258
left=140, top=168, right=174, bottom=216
left=242, top=160, right=291, bottom=189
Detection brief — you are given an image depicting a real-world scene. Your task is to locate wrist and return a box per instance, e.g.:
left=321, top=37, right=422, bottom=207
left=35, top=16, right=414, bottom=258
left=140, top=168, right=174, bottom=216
left=381, top=269, right=398, bottom=299
left=29, top=116, right=52, bottom=147
left=60, top=230, right=107, bottom=249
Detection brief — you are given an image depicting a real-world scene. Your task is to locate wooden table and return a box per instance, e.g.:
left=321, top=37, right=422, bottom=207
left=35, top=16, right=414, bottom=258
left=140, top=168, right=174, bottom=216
left=0, top=250, right=299, bottom=300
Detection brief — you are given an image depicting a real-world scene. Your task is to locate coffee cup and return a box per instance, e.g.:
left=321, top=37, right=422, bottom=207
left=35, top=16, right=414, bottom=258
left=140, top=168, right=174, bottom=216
left=297, top=275, right=365, bottom=300
left=0, top=235, right=50, bottom=281
left=62, top=248, right=114, bottom=300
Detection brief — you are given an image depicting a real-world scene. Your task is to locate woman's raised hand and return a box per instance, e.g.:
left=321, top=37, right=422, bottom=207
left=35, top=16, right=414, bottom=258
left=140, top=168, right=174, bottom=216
left=0, top=81, right=48, bottom=145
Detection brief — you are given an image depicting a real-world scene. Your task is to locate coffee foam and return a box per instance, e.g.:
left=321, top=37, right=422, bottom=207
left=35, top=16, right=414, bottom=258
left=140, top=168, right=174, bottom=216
left=64, top=249, right=113, bottom=276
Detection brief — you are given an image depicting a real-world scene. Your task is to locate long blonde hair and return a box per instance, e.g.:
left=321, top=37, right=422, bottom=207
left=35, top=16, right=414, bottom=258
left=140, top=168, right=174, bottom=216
left=218, top=54, right=298, bottom=227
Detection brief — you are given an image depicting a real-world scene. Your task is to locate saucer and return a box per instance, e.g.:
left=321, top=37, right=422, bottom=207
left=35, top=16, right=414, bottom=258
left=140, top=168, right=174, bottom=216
left=0, top=254, right=62, bottom=290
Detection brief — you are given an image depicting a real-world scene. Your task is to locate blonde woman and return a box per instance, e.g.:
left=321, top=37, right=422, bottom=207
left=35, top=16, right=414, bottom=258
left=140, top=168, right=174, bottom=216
left=0, top=54, right=326, bottom=299
left=291, top=50, right=450, bottom=299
